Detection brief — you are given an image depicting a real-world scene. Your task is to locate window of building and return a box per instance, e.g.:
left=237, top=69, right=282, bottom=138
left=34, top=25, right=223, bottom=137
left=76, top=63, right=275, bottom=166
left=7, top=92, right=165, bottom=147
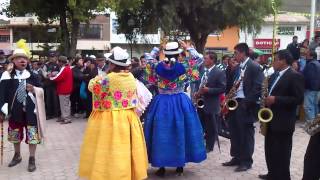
left=0, top=35, right=9, bottom=42
left=13, top=27, right=58, bottom=43
left=112, top=19, right=119, bottom=34
left=277, top=26, right=295, bottom=35
left=296, top=26, right=302, bottom=31
left=79, top=24, right=102, bottom=39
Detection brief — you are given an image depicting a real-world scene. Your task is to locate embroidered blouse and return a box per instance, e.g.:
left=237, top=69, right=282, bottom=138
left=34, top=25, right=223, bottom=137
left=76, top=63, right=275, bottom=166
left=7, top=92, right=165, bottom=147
left=88, top=72, right=138, bottom=111
left=144, top=47, right=203, bottom=94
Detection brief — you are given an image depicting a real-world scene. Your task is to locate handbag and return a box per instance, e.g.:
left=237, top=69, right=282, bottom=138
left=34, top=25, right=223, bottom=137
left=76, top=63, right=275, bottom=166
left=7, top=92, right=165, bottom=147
left=5, top=88, right=18, bottom=120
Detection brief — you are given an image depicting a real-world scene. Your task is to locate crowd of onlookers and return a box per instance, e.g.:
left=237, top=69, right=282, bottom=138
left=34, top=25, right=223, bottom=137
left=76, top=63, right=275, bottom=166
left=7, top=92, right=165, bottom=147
left=1, top=35, right=320, bottom=124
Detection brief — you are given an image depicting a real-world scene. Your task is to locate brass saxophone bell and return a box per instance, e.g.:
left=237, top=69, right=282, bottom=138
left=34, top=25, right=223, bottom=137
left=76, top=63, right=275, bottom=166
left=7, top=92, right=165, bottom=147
left=258, top=107, right=273, bottom=123
left=197, top=98, right=205, bottom=109
left=226, top=99, right=238, bottom=111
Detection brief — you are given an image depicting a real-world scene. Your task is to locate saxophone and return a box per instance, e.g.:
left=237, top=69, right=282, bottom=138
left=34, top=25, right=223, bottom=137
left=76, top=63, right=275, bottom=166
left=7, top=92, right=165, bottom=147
left=221, top=77, right=242, bottom=116
left=259, top=76, right=274, bottom=136
left=304, top=118, right=320, bottom=136
left=195, top=75, right=208, bottom=109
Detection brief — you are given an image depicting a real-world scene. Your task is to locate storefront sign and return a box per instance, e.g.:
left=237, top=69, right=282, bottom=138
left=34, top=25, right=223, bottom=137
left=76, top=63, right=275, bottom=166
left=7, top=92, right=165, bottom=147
left=254, top=39, right=280, bottom=49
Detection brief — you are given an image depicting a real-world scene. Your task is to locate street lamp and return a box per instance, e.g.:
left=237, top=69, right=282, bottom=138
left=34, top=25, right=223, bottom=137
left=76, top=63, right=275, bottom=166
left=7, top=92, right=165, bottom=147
left=27, top=18, right=35, bottom=57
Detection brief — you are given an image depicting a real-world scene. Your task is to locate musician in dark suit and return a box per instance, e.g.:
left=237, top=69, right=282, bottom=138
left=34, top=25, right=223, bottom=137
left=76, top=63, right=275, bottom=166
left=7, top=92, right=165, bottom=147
left=195, top=52, right=226, bottom=152
left=258, top=50, right=304, bottom=180
left=222, top=43, right=264, bottom=172
left=302, top=131, right=320, bottom=180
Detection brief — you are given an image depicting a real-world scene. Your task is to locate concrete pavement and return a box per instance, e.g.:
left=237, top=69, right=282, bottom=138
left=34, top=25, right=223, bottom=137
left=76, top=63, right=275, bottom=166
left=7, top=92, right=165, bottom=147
left=0, top=118, right=309, bottom=180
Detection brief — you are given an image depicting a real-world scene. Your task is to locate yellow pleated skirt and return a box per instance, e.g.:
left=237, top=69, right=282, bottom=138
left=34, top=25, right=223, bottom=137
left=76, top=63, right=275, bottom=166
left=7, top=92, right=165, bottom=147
left=78, top=109, right=148, bottom=180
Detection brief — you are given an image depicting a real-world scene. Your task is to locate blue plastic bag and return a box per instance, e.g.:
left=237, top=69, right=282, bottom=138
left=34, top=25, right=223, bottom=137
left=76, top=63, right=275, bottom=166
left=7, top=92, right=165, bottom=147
left=80, top=81, right=88, bottom=100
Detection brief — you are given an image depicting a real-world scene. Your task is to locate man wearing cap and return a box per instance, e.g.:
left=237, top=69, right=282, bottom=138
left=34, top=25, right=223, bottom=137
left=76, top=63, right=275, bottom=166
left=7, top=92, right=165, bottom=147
left=43, top=52, right=60, bottom=119
left=0, top=48, right=43, bottom=172
left=50, top=56, right=73, bottom=124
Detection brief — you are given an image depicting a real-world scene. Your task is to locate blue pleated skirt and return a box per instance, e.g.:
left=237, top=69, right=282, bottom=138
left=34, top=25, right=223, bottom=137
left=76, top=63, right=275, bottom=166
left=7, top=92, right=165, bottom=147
left=144, top=93, right=207, bottom=167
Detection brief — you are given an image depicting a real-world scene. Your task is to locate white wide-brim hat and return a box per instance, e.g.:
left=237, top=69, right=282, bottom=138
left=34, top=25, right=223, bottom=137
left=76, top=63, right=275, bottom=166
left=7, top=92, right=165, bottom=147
left=164, top=42, right=183, bottom=55
left=8, top=48, right=29, bottom=61
left=107, top=46, right=131, bottom=67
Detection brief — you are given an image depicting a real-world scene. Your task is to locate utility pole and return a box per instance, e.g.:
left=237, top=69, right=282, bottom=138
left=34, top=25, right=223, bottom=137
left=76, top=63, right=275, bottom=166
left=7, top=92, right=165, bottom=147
left=310, top=0, right=316, bottom=40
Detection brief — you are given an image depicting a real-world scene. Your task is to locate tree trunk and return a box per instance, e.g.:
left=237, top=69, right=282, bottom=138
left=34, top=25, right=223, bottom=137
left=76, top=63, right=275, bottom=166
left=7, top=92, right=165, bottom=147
left=190, top=32, right=209, bottom=54
left=59, top=8, right=70, bottom=56
left=70, top=18, right=80, bottom=57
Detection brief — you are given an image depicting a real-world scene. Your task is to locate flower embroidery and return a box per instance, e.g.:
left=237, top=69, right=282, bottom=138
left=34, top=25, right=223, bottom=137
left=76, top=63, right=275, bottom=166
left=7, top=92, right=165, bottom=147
left=148, top=76, right=156, bottom=83
left=122, top=99, right=129, bottom=107
left=163, top=79, right=170, bottom=85
left=102, top=79, right=108, bottom=86
left=101, top=92, right=108, bottom=99
left=127, top=91, right=134, bottom=98
left=189, top=59, right=196, bottom=66
left=131, top=99, right=137, bottom=105
left=179, top=74, right=187, bottom=81
left=93, top=84, right=102, bottom=95
left=94, top=101, right=100, bottom=109
left=158, top=82, right=165, bottom=89
left=169, top=82, right=177, bottom=89
left=103, top=100, right=112, bottom=109
left=114, top=91, right=122, bottom=101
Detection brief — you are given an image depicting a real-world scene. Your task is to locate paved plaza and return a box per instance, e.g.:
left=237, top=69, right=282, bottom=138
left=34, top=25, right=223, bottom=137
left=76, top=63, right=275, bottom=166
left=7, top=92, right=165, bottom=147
left=0, top=117, right=309, bottom=180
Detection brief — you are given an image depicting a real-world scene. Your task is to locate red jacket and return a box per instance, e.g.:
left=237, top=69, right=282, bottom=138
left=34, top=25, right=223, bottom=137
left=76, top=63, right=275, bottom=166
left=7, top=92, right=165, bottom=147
left=51, top=65, right=73, bottom=95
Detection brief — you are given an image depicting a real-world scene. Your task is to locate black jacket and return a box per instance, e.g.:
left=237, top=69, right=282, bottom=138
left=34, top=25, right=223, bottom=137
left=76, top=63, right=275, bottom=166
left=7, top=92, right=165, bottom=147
left=242, top=59, right=264, bottom=106
left=202, top=66, right=226, bottom=114
left=287, top=42, right=300, bottom=60
left=72, top=66, right=84, bottom=90
left=303, top=59, right=320, bottom=91
left=0, top=70, right=41, bottom=125
left=269, top=68, right=304, bottom=132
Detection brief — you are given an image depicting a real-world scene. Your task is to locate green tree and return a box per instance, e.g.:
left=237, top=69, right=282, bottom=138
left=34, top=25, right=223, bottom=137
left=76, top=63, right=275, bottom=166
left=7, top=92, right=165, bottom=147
left=2, top=0, right=106, bottom=57
left=114, top=0, right=280, bottom=53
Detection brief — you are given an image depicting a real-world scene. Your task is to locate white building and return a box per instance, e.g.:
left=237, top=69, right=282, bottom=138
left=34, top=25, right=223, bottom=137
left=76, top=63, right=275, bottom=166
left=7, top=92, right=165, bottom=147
left=109, top=12, right=161, bottom=57
left=239, top=13, right=309, bottom=54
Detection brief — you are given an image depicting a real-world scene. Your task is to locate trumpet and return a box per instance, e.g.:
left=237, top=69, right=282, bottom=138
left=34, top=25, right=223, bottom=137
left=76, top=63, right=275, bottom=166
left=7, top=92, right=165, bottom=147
left=259, top=76, right=273, bottom=136
left=221, top=78, right=242, bottom=116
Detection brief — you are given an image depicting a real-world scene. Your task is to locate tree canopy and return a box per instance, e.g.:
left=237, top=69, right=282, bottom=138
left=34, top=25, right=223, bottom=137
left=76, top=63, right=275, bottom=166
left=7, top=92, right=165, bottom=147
left=114, top=0, right=280, bottom=53
left=3, top=0, right=106, bottom=57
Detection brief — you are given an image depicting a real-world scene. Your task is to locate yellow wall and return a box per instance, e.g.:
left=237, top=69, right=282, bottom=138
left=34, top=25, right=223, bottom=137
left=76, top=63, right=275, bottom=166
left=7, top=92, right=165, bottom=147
left=205, top=27, right=239, bottom=51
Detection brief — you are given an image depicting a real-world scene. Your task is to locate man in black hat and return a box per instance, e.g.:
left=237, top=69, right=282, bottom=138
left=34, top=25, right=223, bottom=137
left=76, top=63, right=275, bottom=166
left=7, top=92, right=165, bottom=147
left=43, top=52, right=60, bottom=119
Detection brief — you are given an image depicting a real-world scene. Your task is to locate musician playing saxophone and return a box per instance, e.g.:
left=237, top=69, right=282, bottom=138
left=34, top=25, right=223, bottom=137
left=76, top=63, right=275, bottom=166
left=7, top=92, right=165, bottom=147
left=259, top=50, right=304, bottom=180
left=194, top=52, right=226, bottom=153
left=222, top=43, right=264, bottom=172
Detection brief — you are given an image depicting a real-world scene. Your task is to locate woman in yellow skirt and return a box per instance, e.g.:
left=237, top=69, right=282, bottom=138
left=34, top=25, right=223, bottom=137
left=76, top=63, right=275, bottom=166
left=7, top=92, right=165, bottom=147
left=79, top=47, right=148, bottom=180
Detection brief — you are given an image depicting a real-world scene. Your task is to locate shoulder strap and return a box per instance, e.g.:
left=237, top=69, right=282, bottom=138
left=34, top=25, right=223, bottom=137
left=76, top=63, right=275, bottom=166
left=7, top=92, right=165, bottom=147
left=10, top=87, right=19, bottom=112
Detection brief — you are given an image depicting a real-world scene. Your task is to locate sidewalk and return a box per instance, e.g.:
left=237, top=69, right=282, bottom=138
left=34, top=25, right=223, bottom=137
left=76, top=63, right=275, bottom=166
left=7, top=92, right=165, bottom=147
left=0, top=118, right=308, bottom=180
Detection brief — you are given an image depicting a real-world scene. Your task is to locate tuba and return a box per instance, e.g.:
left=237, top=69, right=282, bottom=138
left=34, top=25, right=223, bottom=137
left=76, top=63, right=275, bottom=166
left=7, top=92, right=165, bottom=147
left=221, top=77, right=242, bottom=116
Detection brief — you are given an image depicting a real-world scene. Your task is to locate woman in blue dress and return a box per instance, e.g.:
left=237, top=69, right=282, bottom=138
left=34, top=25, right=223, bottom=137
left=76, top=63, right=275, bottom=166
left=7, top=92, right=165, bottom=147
left=143, top=41, right=206, bottom=177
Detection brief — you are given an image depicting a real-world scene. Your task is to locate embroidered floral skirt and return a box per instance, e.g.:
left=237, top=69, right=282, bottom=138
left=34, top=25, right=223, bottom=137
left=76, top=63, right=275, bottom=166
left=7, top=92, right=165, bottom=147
left=78, top=109, right=148, bottom=180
